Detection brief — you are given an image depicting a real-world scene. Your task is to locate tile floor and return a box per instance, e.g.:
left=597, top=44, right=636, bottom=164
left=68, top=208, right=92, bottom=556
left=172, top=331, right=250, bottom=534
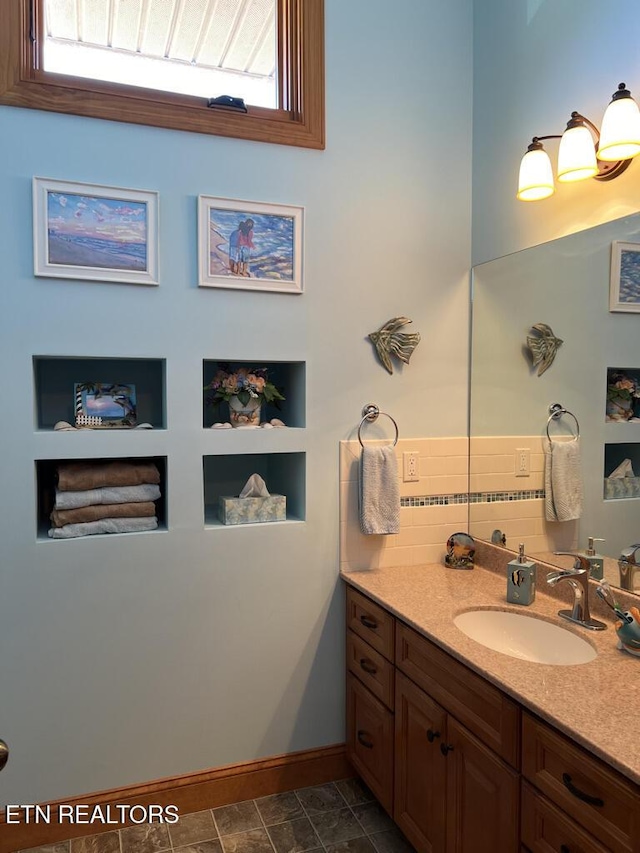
left=20, top=780, right=416, bottom=853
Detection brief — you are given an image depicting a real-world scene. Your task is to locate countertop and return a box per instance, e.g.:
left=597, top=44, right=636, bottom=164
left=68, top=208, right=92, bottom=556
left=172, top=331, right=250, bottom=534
left=340, top=548, right=640, bottom=787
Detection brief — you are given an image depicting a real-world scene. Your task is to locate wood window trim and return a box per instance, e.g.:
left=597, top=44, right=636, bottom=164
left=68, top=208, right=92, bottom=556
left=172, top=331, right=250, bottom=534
left=0, top=0, right=325, bottom=149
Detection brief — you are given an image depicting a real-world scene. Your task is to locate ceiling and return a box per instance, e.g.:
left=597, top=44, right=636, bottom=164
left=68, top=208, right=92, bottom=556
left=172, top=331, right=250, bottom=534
left=44, top=0, right=277, bottom=78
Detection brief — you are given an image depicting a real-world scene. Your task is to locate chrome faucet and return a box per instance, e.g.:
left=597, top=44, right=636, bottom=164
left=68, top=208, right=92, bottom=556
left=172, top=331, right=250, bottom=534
left=618, top=545, right=640, bottom=592
left=547, top=553, right=606, bottom=631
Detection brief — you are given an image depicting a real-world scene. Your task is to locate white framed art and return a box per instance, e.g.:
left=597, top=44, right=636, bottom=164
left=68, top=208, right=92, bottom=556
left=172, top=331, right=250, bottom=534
left=610, top=240, right=640, bottom=312
left=198, top=195, right=303, bottom=294
left=33, top=177, right=159, bottom=285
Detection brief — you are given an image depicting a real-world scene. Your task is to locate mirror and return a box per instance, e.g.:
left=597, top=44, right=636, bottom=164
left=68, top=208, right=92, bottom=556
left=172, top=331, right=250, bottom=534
left=470, top=212, right=640, bottom=597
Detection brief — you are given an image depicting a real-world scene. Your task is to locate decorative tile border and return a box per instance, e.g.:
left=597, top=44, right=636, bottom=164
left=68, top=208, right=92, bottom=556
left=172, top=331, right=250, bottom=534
left=469, top=489, right=545, bottom=504
left=401, top=489, right=545, bottom=508
left=401, top=494, right=469, bottom=507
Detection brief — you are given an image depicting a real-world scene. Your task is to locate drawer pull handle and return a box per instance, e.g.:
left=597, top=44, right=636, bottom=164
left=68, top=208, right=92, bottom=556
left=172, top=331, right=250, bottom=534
left=440, top=743, right=454, bottom=756
left=359, top=658, right=378, bottom=675
left=357, top=730, right=374, bottom=749
left=560, top=846, right=570, bottom=853
left=360, top=615, right=378, bottom=630
left=426, top=729, right=441, bottom=743
left=562, top=773, right=604, bottom=808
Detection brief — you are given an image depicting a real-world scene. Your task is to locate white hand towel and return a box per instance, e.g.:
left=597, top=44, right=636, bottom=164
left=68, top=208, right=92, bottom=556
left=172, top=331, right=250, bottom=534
left=359, top=444, right=400, bottom=535
left=54, top=483, right=161, bottom=510
left=48, top=516, right=158, bottom=539
left=544, top=439, right=583, bottom=522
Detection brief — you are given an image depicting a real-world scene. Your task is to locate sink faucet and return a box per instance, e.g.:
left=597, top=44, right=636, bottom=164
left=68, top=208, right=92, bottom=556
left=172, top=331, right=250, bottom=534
left=547, top=553, right=606, bottom=631
left=618, top=545, right=640, bottom=592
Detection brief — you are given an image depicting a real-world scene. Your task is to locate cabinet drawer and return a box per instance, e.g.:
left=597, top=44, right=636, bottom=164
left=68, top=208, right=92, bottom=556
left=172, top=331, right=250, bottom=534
left=346, top=586, right=394, bottom=661
left=522, top=713, right=640, bottom=853
left=521, top=782, right=609, bottom=853
left=347, top=629, right=394, bottom=710
left=346, top=672, right=394, bottom=814
left=396, top=621, right=520, bottom=767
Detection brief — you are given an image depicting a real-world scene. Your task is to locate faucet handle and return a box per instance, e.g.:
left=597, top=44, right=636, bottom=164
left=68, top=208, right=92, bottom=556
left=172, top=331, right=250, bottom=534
left=619, top=544, right=640, bottom=564
left=553, top=552, right=590, bottom=572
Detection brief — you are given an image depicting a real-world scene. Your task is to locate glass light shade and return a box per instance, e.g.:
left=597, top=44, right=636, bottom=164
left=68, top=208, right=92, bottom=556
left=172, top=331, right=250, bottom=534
left=557, top=125, right=598, bottom=182
left=597, top=96, right=640, bottom=161
left=517, top=148, right=554, bottom=201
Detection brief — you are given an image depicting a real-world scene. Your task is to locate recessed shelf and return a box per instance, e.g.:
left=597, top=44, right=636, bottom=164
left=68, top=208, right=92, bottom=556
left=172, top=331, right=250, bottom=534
left=36, top=456, right=167, bottom=539
left=203, top=452, right=305, bottom=526
left=202, top=360, right=305, bottom=429
left=606, top=367, right=640, bottom=423
left=34, top=356, right=166, bottom=430
left=604, top=443, right=640, bottom=500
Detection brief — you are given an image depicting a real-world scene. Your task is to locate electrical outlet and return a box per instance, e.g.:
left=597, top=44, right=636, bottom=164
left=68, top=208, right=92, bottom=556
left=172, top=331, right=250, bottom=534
left=403, top=451, right=419, bottom=482
left=516, top=447, right=530, bottom=477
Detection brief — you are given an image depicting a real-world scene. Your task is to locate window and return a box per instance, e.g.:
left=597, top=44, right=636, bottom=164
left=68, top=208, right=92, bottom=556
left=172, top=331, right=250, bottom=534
left=0, top=0, right=324, bottom=149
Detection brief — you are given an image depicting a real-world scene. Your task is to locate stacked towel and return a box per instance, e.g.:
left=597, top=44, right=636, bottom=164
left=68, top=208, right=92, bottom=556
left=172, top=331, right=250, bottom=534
left=359, top=444, right=400, bottom=535
left=544, top=439, right=583, bottom=522
left=49, top=461, right=161, bottom=538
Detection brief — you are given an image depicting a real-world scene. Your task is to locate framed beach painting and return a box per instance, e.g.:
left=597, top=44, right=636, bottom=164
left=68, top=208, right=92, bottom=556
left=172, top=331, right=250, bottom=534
left=33, top=178, right=159, bottom=285
left=198, top=196, right=303, bottom=293
left=610, top=241, right=640, bottom=312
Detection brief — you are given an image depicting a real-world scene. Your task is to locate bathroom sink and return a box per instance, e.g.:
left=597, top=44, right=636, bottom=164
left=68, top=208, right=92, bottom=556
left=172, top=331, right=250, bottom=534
left=453, top=609, right=597, bottom=665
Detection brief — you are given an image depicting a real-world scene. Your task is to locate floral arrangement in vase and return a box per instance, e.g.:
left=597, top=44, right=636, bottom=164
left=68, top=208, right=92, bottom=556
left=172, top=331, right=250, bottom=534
left=204, top=365, right=285, bottom=428
left=606, top=371, right=640, bottom=421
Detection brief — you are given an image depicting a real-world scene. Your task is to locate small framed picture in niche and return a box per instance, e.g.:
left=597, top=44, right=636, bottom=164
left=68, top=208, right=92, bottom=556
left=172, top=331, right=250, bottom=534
left=33, top=177, right=159, bottom=285
left=198, top=195, right=303, bottom=294
left=609, top=241, right=640, bottom=312
left=74, top=383, right=137, bottom=428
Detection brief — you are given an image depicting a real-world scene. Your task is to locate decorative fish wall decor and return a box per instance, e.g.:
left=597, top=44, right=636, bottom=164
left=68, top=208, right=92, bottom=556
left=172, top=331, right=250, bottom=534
left=368, top=317, right=421, bottom=375
left=526, top=323, right=563, bottom=376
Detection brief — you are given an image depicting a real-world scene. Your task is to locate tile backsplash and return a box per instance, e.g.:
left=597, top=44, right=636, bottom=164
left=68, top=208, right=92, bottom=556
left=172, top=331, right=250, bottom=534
left=339, top=438, right=468, bottom=572
left=340, top=434, right=579, bottom=572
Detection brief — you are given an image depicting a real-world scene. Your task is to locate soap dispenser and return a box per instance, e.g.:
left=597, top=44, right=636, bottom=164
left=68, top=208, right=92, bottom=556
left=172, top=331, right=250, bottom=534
left=507, top=543, right=536, bottom=605
left=582, top=537, right=605, bottom=580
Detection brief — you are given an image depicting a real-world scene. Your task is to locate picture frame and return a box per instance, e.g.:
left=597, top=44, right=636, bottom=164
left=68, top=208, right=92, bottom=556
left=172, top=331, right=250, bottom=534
left=609, top=241, right=640, bottom=312
left=33, top=177, right=159, bottom=285
left=198, top=195, right=303, bottom=293
left=74, top=383, right=137, bottom=428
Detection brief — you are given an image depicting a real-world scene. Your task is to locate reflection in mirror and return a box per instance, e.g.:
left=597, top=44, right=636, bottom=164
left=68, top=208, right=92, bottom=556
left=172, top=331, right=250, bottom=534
left=470, top=212, right=640, bottom=597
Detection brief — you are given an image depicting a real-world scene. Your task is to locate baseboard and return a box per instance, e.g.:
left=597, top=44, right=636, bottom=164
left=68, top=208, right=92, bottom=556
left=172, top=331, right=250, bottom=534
left=0, top=743, right=351, bottom=853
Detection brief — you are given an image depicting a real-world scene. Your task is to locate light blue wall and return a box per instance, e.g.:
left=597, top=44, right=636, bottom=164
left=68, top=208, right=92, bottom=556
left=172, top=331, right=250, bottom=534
left=0, top=0, right=473, bottom=803
left=472, top=0, right=640, bottom=264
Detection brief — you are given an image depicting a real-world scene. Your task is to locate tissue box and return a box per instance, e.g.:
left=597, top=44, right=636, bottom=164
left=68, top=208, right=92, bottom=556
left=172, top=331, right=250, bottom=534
left=218, top=495, right=286, bottom=525
left=604, top=476, right=640, bottom=500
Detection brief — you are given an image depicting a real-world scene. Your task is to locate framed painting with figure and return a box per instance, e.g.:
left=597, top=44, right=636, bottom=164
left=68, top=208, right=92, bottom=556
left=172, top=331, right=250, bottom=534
left=198, top=196, right=303, bottom=293
left=33, top=178, right=159, bottom=285
left=610, top=241, right=640, bottom=312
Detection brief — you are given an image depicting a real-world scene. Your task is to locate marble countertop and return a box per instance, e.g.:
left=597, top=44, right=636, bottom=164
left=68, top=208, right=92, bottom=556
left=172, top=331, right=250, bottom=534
left=340, top=546, right=640, bottom=787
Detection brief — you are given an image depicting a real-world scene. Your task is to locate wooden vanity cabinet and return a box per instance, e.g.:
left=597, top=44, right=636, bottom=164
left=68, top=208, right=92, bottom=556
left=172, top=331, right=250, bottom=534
left=393, top=623, right=520, bottom=853
left=346, top=587, right=395, bottom=813
left=344, top=584, right=640, bottom=853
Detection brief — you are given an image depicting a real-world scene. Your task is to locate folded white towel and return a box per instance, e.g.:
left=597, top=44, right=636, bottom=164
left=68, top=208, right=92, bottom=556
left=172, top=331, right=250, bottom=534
left=544, top=439, right=583, bottom=522
left=359, top=444, right=400, bottom=535
left=48, top=516, right=158, bottom=539
left=54, top=484, right=161, bottom=510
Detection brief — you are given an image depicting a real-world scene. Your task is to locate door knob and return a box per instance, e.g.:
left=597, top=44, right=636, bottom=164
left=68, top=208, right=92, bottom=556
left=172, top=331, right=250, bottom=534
left=0, top=739, right=8, bottom=771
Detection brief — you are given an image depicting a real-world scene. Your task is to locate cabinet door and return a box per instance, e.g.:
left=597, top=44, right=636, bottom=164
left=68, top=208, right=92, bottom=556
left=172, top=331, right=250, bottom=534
left=445, top=717, right=519, bottom=853
left=346, top=672, right=394, bottom=814
left=395, top=672, right=447, bottom=853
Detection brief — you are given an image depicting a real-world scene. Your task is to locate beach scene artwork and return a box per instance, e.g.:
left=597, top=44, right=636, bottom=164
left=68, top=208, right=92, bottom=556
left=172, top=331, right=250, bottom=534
left=611, top=241, right=640, bottom=312
left=34, top=178, right=159, bottom=284
left=47, top=191, right=148, bottom=271
left=75, top=383, right=137, bottom=428
left=618, top=246, right=640, bottom=304
left=199, top=196, right=303, bottom=293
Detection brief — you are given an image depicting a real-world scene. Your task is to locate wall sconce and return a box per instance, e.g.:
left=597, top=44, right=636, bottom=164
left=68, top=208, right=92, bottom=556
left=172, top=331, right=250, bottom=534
left=517, top=83, right=640, bottom=201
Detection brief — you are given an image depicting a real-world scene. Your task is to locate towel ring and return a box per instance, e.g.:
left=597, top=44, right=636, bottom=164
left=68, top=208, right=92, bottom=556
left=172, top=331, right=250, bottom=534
left=358, top=404, right=399, bottom=448
left=546, top=402, right=580, bottom=441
